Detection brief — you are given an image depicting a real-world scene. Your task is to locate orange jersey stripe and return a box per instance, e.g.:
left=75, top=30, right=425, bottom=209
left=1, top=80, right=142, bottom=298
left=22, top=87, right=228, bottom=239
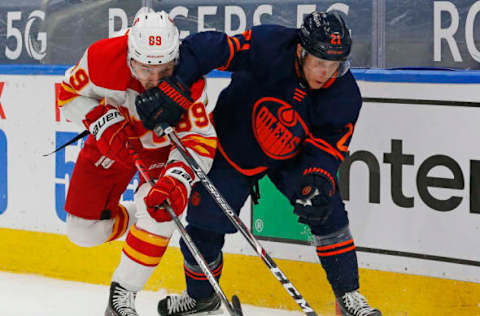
left=57, top=82, right=80, bottom=107
left=218, top=36, right=235, bottom=71
left=106, top=205, right=129, bottom=242
left=305, top=136, right=344, bottom=161
left=57, top=95, right=80, bottom=107
left=218, top=141, right=267, bottom=176
left=181, top=134, right=217, bottom=148
left=239, top=43, right=250, bottom=51
left=294, top=94, right=304, bottom=100
left=59, top=82, right=78, bottom=95
left=181, top=135, right=217, bottom=158
left=232, top=36, right=241, bottom=51
left=336, top=123, right=354, bottom=152
left=242, top=29, right=252, bottom=41
left=295, top=88, right=306, bottom=96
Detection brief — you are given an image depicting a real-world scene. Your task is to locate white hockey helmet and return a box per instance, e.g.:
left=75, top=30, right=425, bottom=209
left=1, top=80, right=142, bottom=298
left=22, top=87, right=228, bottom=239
left=127, top=10, right=179, bottom=65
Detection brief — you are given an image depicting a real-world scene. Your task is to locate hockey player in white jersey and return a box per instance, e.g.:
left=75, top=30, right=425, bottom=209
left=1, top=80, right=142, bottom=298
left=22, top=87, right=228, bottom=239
left=57, top=10, right=217, bottom=316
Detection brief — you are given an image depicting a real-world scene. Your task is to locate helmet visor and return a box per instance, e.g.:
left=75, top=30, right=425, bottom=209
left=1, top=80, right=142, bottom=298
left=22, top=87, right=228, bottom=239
left=337, top=59, right=351, bottom=77
left=129, top=59, right=174, bottom=82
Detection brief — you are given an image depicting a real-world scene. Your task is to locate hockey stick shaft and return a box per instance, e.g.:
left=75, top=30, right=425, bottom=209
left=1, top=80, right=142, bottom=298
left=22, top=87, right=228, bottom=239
left=155, top=124, right=317, bottom=316
left=127, top=146, right=240, bottom=316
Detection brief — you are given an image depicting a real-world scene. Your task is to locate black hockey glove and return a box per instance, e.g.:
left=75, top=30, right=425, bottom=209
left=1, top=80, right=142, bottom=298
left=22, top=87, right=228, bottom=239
left=135, top=77, right=193, bottom=130
left=293, top=173, right=335, bottom=226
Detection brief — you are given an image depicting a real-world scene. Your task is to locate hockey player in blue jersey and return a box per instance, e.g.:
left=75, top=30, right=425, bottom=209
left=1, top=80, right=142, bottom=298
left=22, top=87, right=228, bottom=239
left=137, top=11, right=382, bottom=316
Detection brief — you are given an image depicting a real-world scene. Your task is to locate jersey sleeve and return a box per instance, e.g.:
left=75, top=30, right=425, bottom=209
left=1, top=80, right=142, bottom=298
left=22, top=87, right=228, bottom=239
left=297, top=77, right=363, bottom=193
left=175, top=28, right=258, bottom=86
left=57, top=49, right=99, bottom=127
left=57, top=37, right=128, bottom=128
left=300, top=122, right=356, bottom=193
left=166, top=77, right=218, bottom=179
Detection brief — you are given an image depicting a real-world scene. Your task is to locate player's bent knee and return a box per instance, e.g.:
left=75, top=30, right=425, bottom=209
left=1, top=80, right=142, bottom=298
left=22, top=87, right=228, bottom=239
left=65, top=213, right=113, bottom=247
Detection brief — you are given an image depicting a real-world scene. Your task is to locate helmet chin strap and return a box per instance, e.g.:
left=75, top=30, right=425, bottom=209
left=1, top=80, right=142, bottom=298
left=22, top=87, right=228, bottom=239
left=296, top=48, right=309, bottom=89
left=296, top=48, right=340, bottom=90
left=128, top=58, right=141, bottom=81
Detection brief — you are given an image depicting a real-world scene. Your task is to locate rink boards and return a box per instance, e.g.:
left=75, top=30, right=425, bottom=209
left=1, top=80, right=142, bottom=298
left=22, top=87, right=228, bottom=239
left=0, top=67, right=479, bottom=315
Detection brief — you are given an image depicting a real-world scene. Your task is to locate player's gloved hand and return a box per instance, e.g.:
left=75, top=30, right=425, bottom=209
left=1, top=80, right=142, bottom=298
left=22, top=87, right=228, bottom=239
left=144, top=162, right=195, bottom=222
left=83, top=104, right=135, bottom=167
left=293, top=172, right=335, bottom=226
left=135, top=77, right=193, bottom=131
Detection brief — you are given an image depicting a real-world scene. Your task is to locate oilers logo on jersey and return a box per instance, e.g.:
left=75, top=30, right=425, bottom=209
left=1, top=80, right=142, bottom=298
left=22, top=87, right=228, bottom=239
left=252, top=97, right=307, bottom=160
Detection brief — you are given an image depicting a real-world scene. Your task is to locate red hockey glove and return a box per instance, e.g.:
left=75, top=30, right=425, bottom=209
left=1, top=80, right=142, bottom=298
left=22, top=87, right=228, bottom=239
left=83, top=104, right=135, bottom=167
left=144, top=162, right=195, bottom=222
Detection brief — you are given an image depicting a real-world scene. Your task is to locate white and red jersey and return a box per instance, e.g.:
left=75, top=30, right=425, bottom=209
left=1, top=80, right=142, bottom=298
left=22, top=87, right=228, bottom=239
left=57, top=34, right=217, bottom=176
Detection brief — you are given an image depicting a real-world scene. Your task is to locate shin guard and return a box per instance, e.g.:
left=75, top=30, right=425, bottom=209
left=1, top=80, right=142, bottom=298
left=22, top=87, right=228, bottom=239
left=180, top=225, right=225, bottom=300
left=315, top=225, right=359, bottom=296
left=184, top=254, right=223, bottom=300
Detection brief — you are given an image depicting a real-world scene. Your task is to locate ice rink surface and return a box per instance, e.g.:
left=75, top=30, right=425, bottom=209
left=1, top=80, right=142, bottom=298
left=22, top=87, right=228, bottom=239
left=0, top=271, right=307, bottom=316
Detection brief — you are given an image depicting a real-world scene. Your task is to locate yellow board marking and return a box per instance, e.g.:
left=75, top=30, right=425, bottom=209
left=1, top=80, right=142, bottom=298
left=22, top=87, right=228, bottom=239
left=0, top=228, right=478, bottom=316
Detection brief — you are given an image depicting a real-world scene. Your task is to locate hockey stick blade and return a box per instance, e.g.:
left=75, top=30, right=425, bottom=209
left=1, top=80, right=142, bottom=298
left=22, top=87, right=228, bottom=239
left=231, top=295, right=243, bottom=316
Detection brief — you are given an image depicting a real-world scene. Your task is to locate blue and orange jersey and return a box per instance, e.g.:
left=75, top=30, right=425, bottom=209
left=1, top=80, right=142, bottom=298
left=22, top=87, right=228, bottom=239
left=174, top=25, right=362, bottom=185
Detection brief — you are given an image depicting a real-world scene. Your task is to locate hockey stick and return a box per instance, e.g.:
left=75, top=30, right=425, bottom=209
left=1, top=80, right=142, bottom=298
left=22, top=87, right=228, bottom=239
left=127, top=146, right=243, bottom=316
left=154, top=123, right=317, bottom=316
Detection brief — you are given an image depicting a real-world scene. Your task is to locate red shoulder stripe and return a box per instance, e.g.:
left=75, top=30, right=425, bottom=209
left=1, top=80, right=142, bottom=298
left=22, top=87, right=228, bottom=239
left=87, top=35, right=132, bottom=91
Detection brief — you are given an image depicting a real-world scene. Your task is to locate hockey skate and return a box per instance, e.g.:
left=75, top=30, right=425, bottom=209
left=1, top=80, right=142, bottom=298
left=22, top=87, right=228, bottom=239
left=157, top=291, right=221, bottom=316
left=336, top=290, right=382, bottom=316
left=105, top=282, right=139, bottom=316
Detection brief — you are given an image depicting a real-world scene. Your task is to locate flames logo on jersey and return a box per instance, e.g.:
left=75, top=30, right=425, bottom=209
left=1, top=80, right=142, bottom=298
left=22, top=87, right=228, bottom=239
left=252, top=97, right=308, bottom=160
